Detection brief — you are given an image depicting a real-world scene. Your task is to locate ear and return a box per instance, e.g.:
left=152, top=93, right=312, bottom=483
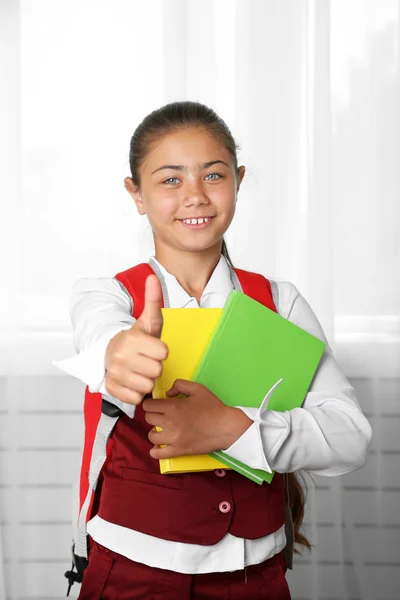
left=124, top=177, right=146, bottom=215
left=236, top=166, right=246, bottom=193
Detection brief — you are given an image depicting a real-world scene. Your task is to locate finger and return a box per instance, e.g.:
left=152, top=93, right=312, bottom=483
left=149, top=444, right=182, bottom=460
left=134, top=330, right=169, bottom=362
left=103, top=380, right=144, bottom=405
left=130, top=353, right=163, bottom=380
left=107, top=369, right=155, bottom=396
left=137, top=275, right=164, bottom=338
left=166, top=378, right=198, bottom=397
left=144, top=412, right=166, bottom=427
left=142, top=397, right=167, bottom=413
left=148, top=428, right=169, bottom=445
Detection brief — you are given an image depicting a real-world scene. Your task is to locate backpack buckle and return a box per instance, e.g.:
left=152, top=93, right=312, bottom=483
left=64, top=547, right=88, bottom=596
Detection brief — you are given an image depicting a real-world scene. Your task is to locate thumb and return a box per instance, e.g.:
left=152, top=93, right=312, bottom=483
left=138, top=274, right=163, bottom=338
left=166, top=379, right=196, bottom=397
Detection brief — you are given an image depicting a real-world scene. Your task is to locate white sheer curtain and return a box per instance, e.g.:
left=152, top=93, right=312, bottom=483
left=1, top=1, right=399, bottom=598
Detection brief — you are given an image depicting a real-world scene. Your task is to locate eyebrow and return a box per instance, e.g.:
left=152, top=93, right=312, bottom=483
left=151, top=160, right=230, bottom=175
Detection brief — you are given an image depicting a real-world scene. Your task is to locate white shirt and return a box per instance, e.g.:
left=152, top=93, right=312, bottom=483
left=53, top=255, right=372, bottom=574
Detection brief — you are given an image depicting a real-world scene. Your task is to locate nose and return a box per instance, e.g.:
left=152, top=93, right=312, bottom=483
left=182, top=180, right=210, bottom=208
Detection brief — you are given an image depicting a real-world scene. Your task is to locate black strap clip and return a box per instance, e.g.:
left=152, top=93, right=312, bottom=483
left=102, top=397, right=124, bottom=417
left=64, top=552, right=88, bottom=596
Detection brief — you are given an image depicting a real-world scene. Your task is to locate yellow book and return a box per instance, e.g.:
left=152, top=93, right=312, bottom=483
left=153, top=308, right=231, bottom=474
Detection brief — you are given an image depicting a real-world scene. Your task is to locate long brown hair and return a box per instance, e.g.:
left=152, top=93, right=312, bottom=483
left=129, top=101, right=311, bottom=554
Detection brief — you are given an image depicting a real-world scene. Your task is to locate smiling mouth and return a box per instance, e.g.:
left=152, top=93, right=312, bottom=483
left=177, top=216, right=216, bottom=229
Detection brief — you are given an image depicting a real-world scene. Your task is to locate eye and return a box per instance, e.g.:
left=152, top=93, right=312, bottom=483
left=205, top=173, right=224, bottom=181
left=163, top=177, right=180, bottom=185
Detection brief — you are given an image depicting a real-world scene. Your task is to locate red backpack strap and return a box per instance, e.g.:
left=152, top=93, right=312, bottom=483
left=115, top=262, right=157, bottom=319
left=233, top=267, right=277, bottom=314
left=79, top=262, right=157, bottom=513
left=79, top=387, right=102, bottom=510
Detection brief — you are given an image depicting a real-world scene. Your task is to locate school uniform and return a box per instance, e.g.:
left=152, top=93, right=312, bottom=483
left=54, top=255, right=372, bottom=598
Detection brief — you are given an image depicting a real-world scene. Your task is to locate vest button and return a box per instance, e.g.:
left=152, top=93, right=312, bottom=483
left=215, top=469, right=226, bottom=477
left=218, top=501, right=231, bottom=513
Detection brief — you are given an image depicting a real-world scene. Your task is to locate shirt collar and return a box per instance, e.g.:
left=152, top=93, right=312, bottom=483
left=150, top=254, right=234, bottom=308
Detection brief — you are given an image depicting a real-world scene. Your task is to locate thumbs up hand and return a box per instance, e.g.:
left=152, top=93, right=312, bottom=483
left=134, top=275, right=164, bottom=338
left=104, top=275, right=168, bottom=405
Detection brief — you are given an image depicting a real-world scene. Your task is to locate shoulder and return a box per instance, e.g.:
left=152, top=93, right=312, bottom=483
left=232, top=264, right=301, bottom=320
left=70, top=261, right=155, bottom=314
left=266, top=276, right=328, bottom=343
left=71, top=275, right=129, bottom=295
left=264, top=276, right=300, bottom=320
left=70, top=276, right=133, bottom=312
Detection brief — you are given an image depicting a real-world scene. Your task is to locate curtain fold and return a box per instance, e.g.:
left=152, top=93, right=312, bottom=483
left=228, top=0, right=336, bottom=344
left=0, top=523, right=5, bottom=600
left=1, top=1, right=22, bottom=598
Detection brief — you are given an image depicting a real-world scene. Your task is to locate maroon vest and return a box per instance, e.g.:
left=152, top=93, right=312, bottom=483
left=97, top=263, right=287, bottom=545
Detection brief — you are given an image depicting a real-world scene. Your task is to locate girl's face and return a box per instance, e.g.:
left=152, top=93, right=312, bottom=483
left=125, top=128, right=245, bottom=255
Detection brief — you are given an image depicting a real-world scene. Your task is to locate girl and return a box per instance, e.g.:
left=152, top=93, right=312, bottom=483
left=55, top=101, right=372, bottom=599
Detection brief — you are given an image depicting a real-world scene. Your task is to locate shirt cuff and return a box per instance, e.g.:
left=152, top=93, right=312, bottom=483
left=223, top=408, right=272, bottom=473
left=53, top=340, right=108, bottom=393
left=222, top=378, right=287, bottom=474
left=52, top=335, right=135, bottom=418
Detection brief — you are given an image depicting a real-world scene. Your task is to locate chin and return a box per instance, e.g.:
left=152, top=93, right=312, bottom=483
left=181, top=241, right=222, bottom=254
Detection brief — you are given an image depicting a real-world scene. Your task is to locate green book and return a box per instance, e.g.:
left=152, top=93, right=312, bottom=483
left=192, top=290, right=326, bottom=484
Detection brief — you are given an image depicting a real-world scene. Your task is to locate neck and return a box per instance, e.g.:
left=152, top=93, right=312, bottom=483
left=154, top=240, right=223, bottom=297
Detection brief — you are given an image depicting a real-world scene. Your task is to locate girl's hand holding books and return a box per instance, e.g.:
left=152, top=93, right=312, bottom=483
left=143, top=379, right=253, bottom=459
left=104, top=275, right=168, bottom=405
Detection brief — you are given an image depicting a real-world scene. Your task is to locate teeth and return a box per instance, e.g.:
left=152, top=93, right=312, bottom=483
left=182, top=217, right=211, bottom=225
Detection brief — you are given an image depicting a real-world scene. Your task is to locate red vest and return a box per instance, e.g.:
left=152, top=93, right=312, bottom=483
left=79, top=262, right=287, bottom=546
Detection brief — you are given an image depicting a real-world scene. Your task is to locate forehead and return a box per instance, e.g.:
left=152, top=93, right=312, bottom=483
left=143, top=128, right=232, bottom=169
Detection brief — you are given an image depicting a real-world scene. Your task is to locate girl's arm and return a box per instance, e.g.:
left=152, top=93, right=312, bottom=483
left=52, top=277, right=136, bottom=415
left=224, top=282, right=373, bottom=476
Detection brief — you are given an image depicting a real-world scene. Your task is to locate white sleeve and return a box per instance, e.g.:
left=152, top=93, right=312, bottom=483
left=52, top=277, right=136, bottom=418
left=223, top=282, right=373, bottom=476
